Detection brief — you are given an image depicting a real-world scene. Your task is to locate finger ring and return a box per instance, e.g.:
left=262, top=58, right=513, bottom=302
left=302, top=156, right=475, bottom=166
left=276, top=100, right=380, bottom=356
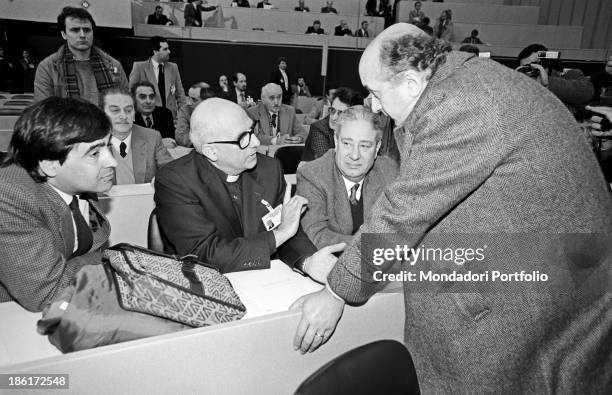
left=315, top=333, right=324, bottom=338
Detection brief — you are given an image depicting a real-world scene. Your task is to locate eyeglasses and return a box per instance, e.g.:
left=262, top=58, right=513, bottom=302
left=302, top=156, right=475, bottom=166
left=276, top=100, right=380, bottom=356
left=208, top=121, right=258, bottom=150
left=329, top=107, right=345, bottom=116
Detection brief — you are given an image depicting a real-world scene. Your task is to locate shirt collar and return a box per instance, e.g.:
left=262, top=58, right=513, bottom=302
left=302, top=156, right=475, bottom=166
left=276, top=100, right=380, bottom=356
left=48, top=183, right=74, bottom=205
left=151, top=58, right=161, bottom=70
left=341, top=176, right=364, bottom=199
left=110, top=133, right=132, bottom=154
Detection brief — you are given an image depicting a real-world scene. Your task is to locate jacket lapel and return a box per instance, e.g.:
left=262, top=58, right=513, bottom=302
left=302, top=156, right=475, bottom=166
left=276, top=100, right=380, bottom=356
left=130, top=127, right=147, bottom=184
left=241, top=171, right=266, bottom=237
left=40, top=183, right=75, bottom=257
left=332, top=164, right=353, bottom=235
left=145, top=60, right=160, bottom=105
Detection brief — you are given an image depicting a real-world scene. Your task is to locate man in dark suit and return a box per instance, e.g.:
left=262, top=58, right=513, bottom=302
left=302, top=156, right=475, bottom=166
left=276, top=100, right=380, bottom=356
left=102, top=89, right=173, bottom=184
left=334, top=20, right=352, bottom=36
left=321, top=1, right=337, bottom=14
left=147, top=5, right=174, bottom=26
left=132, top=81, right=176, bottom=141
left=355, top=20, right=371, bottom=37
left=301, top=87, right=362, bottom=161
left=0, top=97, right=115, bottom=312
left=155, top=98, right=343, bottom=280
left=226, top=72, right=256, bottom=108
left=292, top=23, right=612, bottom=393
left=294, top=0, right=309, bottom=12
left=270, top=56, right=291, bottom=104
left=305, top=20, right=325, bottom=35
left=297, top=106, right=398, bottom=248
left=184, top=0, right=218, bottom=27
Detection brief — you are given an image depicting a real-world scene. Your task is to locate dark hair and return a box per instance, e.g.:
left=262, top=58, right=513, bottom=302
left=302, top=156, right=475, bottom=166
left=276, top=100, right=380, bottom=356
left=422, top=17, right=430, bottom=25
left=325, top=82, right=338, bottom=93
left=277, top=56, right=287, bottom=65
left=314, top=20, right=321, bottom=25
left=100, top=87, right=132, bottom=110
left=130, top=80, right=157, bottom=96
left=200, top=87, right=217, bottom=100
left=232, top=72, right=245, bottom=83
left=155, top=5, right=163, bottom=11
left=4, top=97, right=111, bottom=182
left=332, top=87, right=363, bottom=106
left=57, top=6, right=96, bottom=32
left=149, top=36, right=168, bottom=57
left=471, top=29, right=479, bottom=37
left=379, top=34, right=452, bottom=80
left=517, top=44, right=547, bottom=62
left=361, top=20, right=368, bottom=26
left=459, top=44, right=480, bottom=55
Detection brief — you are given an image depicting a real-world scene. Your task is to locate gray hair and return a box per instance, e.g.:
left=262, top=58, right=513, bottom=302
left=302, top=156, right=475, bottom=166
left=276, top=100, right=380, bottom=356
left=335, top=105, right=384, bottom=141
left=261, top=82, right=282, bottom=98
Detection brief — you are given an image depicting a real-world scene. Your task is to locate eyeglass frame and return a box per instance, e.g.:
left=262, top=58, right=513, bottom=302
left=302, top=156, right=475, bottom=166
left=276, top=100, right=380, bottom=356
left=206, top=120, right=259, bottom=150
left=328, top=106, right=345, bottom=116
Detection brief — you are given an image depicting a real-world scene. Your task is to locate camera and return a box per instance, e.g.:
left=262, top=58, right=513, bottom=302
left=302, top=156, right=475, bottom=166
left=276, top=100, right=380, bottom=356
left=517, top=64, right=540, bottom=78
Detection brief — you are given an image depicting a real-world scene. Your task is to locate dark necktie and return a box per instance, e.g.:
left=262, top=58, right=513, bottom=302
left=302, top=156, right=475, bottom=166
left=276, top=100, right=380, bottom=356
left=271, top=113, right=278, bottom=130
left=349, top=183, right=359, bottom=206
left=158, top=63, right=166, bottom=108
left=69, top=196, right=93, bottom=257
left=364, top=30, right=369, bottom=37
left=145, top=116, right=153, bottom=129
left=119, top=141, right=127, bottom=158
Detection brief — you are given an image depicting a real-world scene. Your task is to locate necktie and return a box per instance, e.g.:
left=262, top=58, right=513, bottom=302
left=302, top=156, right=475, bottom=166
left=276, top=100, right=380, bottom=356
left=240, top=92, right=245, bottom=104
left=271, top=113, right=278, bottom=131
left=119, top=141, right=127, bottom=158
left=349, top=183, right=359, bottom=206
left=158, top=63, right=166, bottom=108
left=146, top=116, right=153, bottom=129
left=69, top=196, right=93, bottom=257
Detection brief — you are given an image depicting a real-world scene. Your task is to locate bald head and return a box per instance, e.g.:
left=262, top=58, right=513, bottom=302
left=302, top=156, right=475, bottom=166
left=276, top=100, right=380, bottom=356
left=190, top=98, right=252, bottom=149
left=359, top=23, right=427, bottom=84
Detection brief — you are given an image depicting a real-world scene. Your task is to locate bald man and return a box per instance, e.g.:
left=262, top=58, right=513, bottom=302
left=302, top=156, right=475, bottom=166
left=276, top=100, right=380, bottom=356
left=246, top=83, right=306, bottom=145
left=291, top=23, right=612, bottom=393
left=154, top=98, right=343, bottom=278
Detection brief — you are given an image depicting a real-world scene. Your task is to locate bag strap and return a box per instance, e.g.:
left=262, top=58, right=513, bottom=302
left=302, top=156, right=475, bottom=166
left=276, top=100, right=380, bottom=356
left=181, top=260, right=205, bottom=296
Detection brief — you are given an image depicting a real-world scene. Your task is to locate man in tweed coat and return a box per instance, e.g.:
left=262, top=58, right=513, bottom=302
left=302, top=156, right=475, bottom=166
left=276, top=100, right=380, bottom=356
left=291, top=23, right=612, bottom=392
left=0, top=97, right=116, bottom=312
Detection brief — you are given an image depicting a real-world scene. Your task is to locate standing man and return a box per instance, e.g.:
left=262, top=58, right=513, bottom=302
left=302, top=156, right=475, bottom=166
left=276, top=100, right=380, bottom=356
left=291, top=23, right=612, bottom=393
left=101, top=89, right=173, bottom=185
left=247, top=83, right=306, bottom=145
left=301, top=87, right=362, bottom=161
left=270, top=57, right=291, bottom=104
left=184, top=0, right=218, bottom=27
left=0, top=97, right=116, bottom=312
left=34, top=6, right=128, bottom=105
left=132, top=80, right=176, bottom=142
left=129, top=36, right=186, bottom=120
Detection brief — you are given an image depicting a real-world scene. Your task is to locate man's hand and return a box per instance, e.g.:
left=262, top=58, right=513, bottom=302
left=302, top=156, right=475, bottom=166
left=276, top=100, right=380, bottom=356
left=586, top=105, right=612, bottom=138
left=303, top=243, right=346, bottom=283
left=273, top=186, right=308, bottom=247
left=290, top=287, right=345, bottom=354
left=162, top=137, right=177, bottom=149
left=278, top=134, right=303, bottom=144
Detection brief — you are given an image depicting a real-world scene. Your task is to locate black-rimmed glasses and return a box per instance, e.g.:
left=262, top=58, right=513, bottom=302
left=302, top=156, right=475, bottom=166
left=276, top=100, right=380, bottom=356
left=207, top=121, right=259, bottom=149
left=329, top=107, right=345, bottom=116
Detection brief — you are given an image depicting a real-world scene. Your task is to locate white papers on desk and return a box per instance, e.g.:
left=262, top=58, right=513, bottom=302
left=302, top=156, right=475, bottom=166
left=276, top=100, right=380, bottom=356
left=226, top=260, right=322, bottom=319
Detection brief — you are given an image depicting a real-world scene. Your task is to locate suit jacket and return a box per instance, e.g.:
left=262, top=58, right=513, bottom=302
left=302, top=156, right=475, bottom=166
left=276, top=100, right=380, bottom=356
left=270, top=68, right=291, bottom=103
left=175, top=103, right=194, bottom=147
left=321, top=6, right=337, bottom=13
left=355, top=27, right=370, bottom=37
left=305, top=27, right=324, bottom=34
left=225, top=89, right=255, bottom=105
left=126, top=124, right=174, bottom=184
left=327, top=52, right=612, bottom=392
left=246, top=102, right=306, bottom=145
left=129, top=60, right=186, bottom=119
left=301, top=116, right=333, bottom=161
left=154, top=152, right=317, bottom=273
left=184, top=2, right=202, bottom=26
left=334, top=26, right=352, bottom=36
left=291, top=84, right=311, bottom=98
left=0, top=164, right=110, bottom=312
left=134, top=106, right=176, bottom=140
left=297, top=150, right=398, bottom=248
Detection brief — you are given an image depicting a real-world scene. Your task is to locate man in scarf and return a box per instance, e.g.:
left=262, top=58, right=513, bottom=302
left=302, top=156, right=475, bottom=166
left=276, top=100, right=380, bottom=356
left=34, top=6, right=128, bottom=106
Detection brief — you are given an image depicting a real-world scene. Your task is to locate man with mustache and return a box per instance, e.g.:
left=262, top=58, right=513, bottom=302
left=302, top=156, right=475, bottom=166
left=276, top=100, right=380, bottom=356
left=155, top=98, right=343, bottom=279
left=0, top=97, right=117, bottom=312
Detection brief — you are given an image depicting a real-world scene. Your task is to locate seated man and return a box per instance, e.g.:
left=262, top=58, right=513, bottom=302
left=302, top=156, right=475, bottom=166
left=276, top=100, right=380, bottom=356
left=301, top=87, right=362, bottom=161
left=102, top=89, right=173, bottom=184
left=176, top=84, right=216, bottom=147
left=321, top=1, right=337, bottom=14
left=0, top=97, right=116, bottom=312
left=291, top=76, right=312, bottom=97
left=334, top=20, right=352, bottom=36
left=132, top=80, right=176, bottom=142
left=295, top=0, right=310, bottom=12
left=247, top=83, right=306, bottom=145
left=355, top=20, right=371, bottom=38
left=155, top=98, right=342, bottom=279
left=147, top=5, right=174, bottom=26
left=306, top=84, right=336, bottom=124
left=305, top=20, right=325, bottom=35
left=297, top=106, right=398, bottom=248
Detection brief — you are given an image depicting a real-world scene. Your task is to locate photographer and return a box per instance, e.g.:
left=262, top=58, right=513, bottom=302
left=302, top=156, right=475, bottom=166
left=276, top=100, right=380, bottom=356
left=516, top=44, right=594, bottom=110
left=585, top=105, right=612, bottom=181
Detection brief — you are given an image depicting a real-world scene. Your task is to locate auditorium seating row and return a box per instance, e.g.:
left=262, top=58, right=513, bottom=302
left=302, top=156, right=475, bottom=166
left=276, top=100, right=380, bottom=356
left=134, top=1, right=384, bottom=35
left=408, top=1, right=540, bottom=25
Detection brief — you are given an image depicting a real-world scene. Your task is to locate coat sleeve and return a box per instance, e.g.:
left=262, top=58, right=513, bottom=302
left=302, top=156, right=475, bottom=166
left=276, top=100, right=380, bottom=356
left=172, top=64, right=187, bottom=107
left=175, top=105, right=192, bottom=147
left=153, top=130, right=174, bottom=168
left=308, top=122, right=334, bottom=159
left=290, top=111, right=307, bottom=140
left=297, top=166, right=354, bottom=248
left=0, top=183, right=103, bottom=312
left=327, top=95, right=506, bottom=303
left=128, top=62, right=141, bottom=91
left=33, top=58, right=55, bottom=102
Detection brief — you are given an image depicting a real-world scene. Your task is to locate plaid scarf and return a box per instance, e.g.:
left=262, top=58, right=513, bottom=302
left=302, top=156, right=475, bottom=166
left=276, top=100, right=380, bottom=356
left=62, top=45, right=117, bottom=98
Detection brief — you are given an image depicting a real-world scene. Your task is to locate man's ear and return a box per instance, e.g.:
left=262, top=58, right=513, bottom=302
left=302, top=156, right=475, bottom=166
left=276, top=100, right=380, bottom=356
left=399, top=69, right=428, bottom=99
left=201, top=144, right=217, bottom=162
left=38, top=159, right=61, bottom=178
left=60, top=31, right=67, bottom=41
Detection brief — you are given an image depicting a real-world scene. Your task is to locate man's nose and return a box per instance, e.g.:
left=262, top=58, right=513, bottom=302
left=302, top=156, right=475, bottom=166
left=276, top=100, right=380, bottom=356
left=102, top=147, right=118, bottom=168
left=349, top=145, right=360, bottom=160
